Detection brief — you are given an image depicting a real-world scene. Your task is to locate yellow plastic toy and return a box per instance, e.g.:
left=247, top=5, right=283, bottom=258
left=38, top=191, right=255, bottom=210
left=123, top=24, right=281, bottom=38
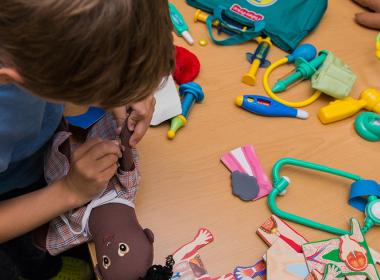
left=376, top=33, right=380, bottom=59
left=242, top=37, right=272, bottom=86
left=318, top=88, right=380, bottom=124
left=194, top=9, right=219, bottom=26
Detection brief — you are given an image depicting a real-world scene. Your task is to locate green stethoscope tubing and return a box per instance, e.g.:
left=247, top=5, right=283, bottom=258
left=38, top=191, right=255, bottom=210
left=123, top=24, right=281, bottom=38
left=268, top=158, right=362, bottom=236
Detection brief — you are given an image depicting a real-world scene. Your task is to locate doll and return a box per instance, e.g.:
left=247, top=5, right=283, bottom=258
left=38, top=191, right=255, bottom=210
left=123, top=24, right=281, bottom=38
left=36, top=112, right=157, bottom=280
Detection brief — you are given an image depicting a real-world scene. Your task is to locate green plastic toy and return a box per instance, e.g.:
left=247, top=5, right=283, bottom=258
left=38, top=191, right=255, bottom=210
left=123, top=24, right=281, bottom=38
left=311, top=51, right=356, bottom=99
left=268, top=158, right=362, bottom=236
left=355, top=112, right=380, bottom=142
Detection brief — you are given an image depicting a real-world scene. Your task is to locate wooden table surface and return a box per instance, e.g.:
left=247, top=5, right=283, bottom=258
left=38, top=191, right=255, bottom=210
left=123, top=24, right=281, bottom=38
left=89, top=0, right=380, bottom=275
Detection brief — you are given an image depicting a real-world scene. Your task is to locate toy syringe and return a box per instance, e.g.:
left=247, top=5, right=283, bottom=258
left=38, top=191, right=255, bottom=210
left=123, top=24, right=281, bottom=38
left=242, top=37, right=272, bottom=86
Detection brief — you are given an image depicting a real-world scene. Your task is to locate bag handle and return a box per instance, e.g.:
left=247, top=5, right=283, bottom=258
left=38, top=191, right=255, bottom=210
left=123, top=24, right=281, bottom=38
left=206, top=5, right=265, bottom=46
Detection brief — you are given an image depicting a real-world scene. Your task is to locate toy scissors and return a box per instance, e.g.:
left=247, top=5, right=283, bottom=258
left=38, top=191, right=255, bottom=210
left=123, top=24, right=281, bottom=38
left=268, top=158, right=380, bottom=235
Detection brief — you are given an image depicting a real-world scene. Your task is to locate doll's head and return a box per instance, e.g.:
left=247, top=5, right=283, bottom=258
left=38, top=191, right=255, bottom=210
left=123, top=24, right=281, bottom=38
left=90, top=203, right=155, bottom=280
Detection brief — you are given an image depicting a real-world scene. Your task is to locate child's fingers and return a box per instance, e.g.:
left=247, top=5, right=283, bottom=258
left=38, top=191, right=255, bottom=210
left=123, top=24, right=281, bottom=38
left=96, top=154, right=120, bottom=172
left=353, top=0, right=380, bottom=12
left=129, top=120, right=148, bottom=147
left=86, top=140, right=122, bottom=161
left=99, top=163, right=119, bottom=182
left=71, top=138, right=104, bottom=162
left=111, top=106, right=128, bottom=131
left=127, top=110, right=139, bottom=132
left=355, top=12, right=380, bottom=29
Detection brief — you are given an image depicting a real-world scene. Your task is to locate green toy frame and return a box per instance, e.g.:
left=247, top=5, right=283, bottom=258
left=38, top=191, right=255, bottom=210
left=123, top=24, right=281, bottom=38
left=268, top=158, right=362, bottom=236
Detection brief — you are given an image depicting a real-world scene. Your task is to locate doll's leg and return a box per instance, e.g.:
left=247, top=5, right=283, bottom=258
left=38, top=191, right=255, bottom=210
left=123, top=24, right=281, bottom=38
left=89, top=203, right=154, bottom=280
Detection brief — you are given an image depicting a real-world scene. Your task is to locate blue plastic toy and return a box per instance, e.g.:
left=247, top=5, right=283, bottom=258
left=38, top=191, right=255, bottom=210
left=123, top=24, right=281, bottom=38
left=235, top=95, right=308, bottom=119
left=168, top=82, right=205, bottom=139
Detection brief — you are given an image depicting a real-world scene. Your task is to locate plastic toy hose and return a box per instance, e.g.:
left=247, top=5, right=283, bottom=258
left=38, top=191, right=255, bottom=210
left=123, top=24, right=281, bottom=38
left=263, top=58, right=322, bottom=108
left=268, top=158, right=362, bottom=236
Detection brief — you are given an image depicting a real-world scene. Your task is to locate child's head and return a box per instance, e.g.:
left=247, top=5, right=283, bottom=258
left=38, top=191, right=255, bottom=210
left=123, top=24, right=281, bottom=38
left=0, top=0, right=174, bottom=108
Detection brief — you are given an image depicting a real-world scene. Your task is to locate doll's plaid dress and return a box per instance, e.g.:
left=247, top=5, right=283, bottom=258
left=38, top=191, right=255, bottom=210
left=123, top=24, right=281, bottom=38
left=44, top=113, right=140, bottom=255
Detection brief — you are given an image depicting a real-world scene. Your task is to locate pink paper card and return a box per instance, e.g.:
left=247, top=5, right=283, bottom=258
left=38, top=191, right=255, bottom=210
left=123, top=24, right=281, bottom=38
left=221, top=145, right=272, bottom=200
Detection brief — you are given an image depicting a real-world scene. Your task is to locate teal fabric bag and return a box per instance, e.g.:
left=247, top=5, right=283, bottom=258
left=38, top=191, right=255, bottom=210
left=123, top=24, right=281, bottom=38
left=186, top=0, right=327, bottom=52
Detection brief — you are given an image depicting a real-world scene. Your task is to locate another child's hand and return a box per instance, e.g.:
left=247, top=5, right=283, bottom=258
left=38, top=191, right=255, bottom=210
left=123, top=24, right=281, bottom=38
left=353, top=0, right=380, bottom=29
left=63, top=138, right=122, bottom=206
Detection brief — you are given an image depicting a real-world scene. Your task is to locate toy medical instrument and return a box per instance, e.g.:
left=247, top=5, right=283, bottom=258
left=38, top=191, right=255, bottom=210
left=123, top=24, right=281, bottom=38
left=268, top=157, right=380, bottom=235
left=376, top=33, right=380, bottom=59
left=272, top=50, right=328, bottom=93
left=168, top=82, right=204, bottom=139
left=169, top=3, right=194, bottom=45
left=235, top=95, right=308, bottom=119
left=242, top=37, right=272, bottom=86
left=263, top=44, right=323, bottom=108
left=355, top=112, right=380, bottom=142
left=318, top=88, right=380, bottom=124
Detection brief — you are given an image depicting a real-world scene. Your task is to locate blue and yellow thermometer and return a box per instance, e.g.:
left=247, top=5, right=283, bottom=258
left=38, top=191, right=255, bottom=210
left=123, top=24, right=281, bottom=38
left=235, top=95, right=308, bottom=119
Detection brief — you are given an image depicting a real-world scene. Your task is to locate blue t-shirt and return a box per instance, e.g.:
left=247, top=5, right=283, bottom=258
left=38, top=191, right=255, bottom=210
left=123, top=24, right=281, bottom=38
left=0, top=84, right=64, bottom=195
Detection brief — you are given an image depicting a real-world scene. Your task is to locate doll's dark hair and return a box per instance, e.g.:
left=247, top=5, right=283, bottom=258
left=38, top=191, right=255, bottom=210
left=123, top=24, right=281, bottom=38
left=140, top=255, right=175, bottom=280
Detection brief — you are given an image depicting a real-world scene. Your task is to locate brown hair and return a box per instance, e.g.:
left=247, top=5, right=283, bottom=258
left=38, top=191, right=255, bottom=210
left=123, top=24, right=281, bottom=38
left=0, top=0, right=174, bottom=108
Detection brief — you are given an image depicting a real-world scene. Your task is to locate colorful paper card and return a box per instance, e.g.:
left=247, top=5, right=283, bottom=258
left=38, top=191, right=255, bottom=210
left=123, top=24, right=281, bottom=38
left=257, top=215, right=307, bottom=253
left=302, top=219, right=379, bottom=280
left=266, top=239, right=309, bottom=280
left=221, top=145, right=272, bottom=201
left=234, top=259, right=266, bottom=280
left=171, top=228, right=235, bottom=280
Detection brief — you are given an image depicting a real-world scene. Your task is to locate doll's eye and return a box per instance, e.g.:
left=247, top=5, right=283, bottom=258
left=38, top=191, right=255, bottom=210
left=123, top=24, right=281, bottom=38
left=102, top=255, right=111, bottom=269
left=118, top=243, right=129, bottom=257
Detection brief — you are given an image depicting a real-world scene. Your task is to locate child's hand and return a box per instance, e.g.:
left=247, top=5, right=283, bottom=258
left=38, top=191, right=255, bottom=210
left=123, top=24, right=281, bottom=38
left=127, top=95, right=156, bottom=147
left=111, top=95, right=156, bottom=147
left=353, top=0, right=380, bottom=29
left=63, top=138, right=122, bottom=206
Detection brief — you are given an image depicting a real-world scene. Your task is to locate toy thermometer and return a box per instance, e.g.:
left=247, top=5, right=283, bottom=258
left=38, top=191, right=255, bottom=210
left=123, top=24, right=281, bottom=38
left=235, top=95, right=308, bottom=119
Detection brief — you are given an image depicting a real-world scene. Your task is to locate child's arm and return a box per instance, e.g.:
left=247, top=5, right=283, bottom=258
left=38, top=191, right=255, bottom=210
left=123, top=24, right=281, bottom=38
left=353, top=0, right=380, bottom=29
left=0, top=138, right=122, bottom=243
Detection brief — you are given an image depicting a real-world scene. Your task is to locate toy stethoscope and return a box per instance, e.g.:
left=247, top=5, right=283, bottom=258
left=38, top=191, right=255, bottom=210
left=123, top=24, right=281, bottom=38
left=263, top=44, right=323, bottom=108
left=268, top=158, right=380, bottom=235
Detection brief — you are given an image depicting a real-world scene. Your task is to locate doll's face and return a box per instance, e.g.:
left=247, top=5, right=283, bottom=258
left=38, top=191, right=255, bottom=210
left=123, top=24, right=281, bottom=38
left=95, top=228, right=154, bottom=280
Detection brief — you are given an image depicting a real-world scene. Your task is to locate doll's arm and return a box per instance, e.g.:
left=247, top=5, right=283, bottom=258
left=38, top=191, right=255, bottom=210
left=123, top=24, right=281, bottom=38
left=119, top=121, right=135, bottom=172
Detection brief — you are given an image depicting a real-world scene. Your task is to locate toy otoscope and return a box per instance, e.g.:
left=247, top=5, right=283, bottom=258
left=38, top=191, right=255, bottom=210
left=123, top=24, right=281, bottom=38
left=263, top=44, right=323, bottom=108
left=318, top=88, right=380, bottom=124
left=235, top=95, right=308, bottom=119
left=168, top=82, right=205, bottom=139
left=169, top=3, right=194, bottom=45
left=268, top=158, right=380, bottom=235
left=242, top=37, right=272, bottom=86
